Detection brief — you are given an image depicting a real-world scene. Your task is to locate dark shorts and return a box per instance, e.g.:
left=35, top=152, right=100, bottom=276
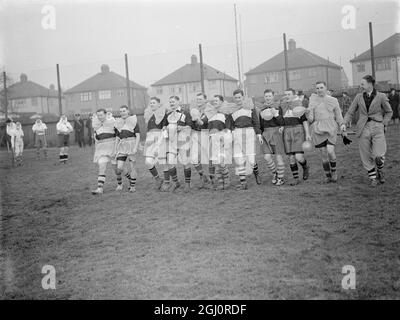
left=261, top=127, right=285, bottom=155
left=283, top=125, right=305, bottom=155
left=58, top=134, right=70, bottom=147
left=116, top=155, right=128, bottom=162
left=315, top=139, right=334, bottom=148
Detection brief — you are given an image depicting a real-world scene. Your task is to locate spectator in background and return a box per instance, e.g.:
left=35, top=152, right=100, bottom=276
left=298, top=90, right=309, bottom=108
left=5, top=118, right=15, bottom=153
left=327, top=89, right=332, bottom=96
left=74, top=113, right=86, bottom=148
left=32, top=119, right=48, bottom=159
left=57, top=115, right=74, bottom=164
left=388, top=88, right=399, bottom=125
left=12, top=122, right=24, bottom=166
left=86, top=113, right=93, bottom=146
left=341, top=92, right=352, bottom=129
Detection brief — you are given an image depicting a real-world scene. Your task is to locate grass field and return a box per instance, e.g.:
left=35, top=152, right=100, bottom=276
left=1, top=126, right=400, bottom=300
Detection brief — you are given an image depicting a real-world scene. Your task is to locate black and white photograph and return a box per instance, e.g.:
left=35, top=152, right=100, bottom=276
left=1, top=0, right=400, bottom=306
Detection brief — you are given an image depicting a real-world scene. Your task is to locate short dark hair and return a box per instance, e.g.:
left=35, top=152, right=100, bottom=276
left=233, top=89, right=244, bottom=96
left=390, top=88, right=396, bottom=92
left=362, top=75, right=375, bottom=85
left=150, top=96, right=161, bottom=103
left=343, top=92, right=348, bottom=95
left=285, top=88, right=296, bottom=94
left=169, top=96, right=180, bottom=101
left=264, top=89, right=274, bottom=95
left=297, top=90, right=303, bottom=95
left=214, top=94, right=224, bottom=102
left=196, top=92, right=207, bottom=99
left=315, top=81, right=327, bottom=87
left=96, top=108, right=107, bottom=114
left=120, top=105, right=129, bottom=110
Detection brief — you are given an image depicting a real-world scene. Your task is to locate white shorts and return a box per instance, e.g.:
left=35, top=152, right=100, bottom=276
left=98, top=156, right=117, bottom=165
left=190, top=130, right=210, bottom=165
left=232, top=128, right=256, bottom=159
left=144, top=130, right=167, bottom=163
left=94, top=138, right=116, bottom=163
left=209, top=130, right=232, bottom=165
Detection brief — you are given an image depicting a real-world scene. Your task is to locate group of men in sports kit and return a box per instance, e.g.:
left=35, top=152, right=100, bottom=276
left=90, top=74, right=393, bottom=195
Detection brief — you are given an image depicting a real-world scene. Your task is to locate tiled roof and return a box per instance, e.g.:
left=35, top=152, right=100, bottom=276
left=350, top=33, right=400, bottom=62
left=151, top=55, right=237, bottom=86
left=65, top=65, right=146, bottom=94
left=246, top=46, right=341, bottom=75
left=4, top=74, right=59, bottom=99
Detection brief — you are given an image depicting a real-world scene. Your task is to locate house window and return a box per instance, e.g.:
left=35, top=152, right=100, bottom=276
left=375, top=58, right=391, bottom=71
left=31, top=97, right=38, bottom=106
left=308, top=68, right=317, bottom=77
left=80, top=92, right=92, bottom=101
left=156, top=87, right=163, bottom=95
left=264, top=72, right=279, bottom=84
left=116, top=89, right=125, bottom=97
left=192, top=85, right=197, bottom=92
left=169, top=86, right=176, bottom=94
left=289, top=70, right=301, bottom=80
left=99, top=90, right=111, bottom=100
left=178, top=87, right=183, bottom=94
left=16, top=99, right=25, bottom=106
left=357, top=63, right=365, bottom=73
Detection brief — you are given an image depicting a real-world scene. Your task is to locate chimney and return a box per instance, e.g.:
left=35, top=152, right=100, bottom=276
left=288, top=39, right=296, bottom=51
left=49, top=84, right=55, bottom=90
left=101, top=64, right=110, bottom=74
left=20, top=73, right=28, bottom=83
left=191, top=54, right=198, bottom=65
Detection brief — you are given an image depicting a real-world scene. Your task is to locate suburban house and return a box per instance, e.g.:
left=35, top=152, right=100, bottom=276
left=150, top=55, right=238, bottom=104
left=350, top=33, right=400, bottom=87
left=245, top=39, right=345, bottom=97
left=64, top=64, right=148, bottom=115
left=3, top=73, right=62, bottom=115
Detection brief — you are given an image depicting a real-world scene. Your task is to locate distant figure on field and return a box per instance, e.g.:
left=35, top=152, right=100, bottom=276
left=32, top=119, right=48, bottom=159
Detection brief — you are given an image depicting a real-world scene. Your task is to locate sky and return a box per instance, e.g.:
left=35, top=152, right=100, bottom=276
left=0, top=0, right=399, bottom=90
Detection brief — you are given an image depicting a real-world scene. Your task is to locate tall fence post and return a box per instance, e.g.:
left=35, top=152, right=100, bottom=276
left=125, top=53, right=133, bottom=111
left=56, top=64, right=62, bottom=116
left=283, top=33, right=290, bottom=90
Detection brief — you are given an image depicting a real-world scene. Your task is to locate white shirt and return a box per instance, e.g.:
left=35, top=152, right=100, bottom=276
left=32, top=122, right=47, bottom=135
left=56, top=121, right=73, bottom=134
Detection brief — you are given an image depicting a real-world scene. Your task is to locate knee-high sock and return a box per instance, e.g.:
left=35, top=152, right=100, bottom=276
left=368, top=168, right=377, bottom=180
left=149, top=166, right=159, bottom=179
left=116, top=171, right=122, bottom=185
left=194, top=164, right=204, bottom=177
left=98, top=175, right=106, bottom=188
left=265, top=158, right=276, bottom=174
left=169, top=167, right=178, bottom=183
left=238, top=166, right=246, bottom=183
left=375, top=156, right=385, bottom=170
left=298, top=159, right=308, bottom=170
left=221, top=165, right=229, bottom=183
left=163, top=169, right=170, bottom=184
left=216, top=166, right=223, bottom=185
left=290, top=163, right=299, bottom=179
left=330, top=160, right=337, bottom=174
left=252, top=162, right=260, bottom=176
left=276, top=163, right=284, bottom=179
left=322, top=161, right=332, bottom=178
left=209, top=165, right=216, bottom=181
left=184, top=167, right=191, bottom=184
